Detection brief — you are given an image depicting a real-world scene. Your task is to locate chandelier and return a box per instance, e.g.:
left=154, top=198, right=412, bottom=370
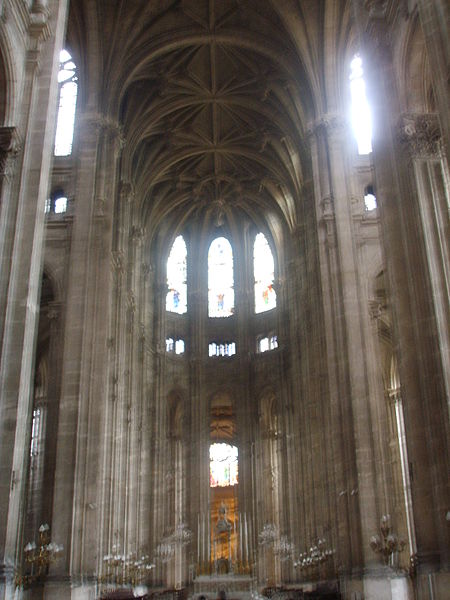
left=15, top=523, right=63, bottom=588
left=155, top=523, right=192, bottom=564
left=100, top=546, right=155, bottom=587
left=293, top=538, right=335, bottom=570
left=258, top=524, right=294, bottom=562
left=370, top=514, right=406, bottom=565
left=273, top=535, right=294, bottom=562
left=258, top=523, right=278, bottom=546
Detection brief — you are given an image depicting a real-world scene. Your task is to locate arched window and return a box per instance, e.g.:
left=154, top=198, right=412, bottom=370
left=54, top=49, right=78, bottom=156
left=364, top=185, right=377, bottom=211
left=166, top=235, right=187, bottom=314
left=254, top=233, right=276, bottom=313
left=210, top=443, right=238, bottom=487
left=349, top=54, right=372, bottom=155
left=208, top=237, right=234, bottom=317
left=45, top=192, right=68, bottom=215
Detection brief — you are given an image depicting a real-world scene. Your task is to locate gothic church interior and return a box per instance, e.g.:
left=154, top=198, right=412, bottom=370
left=0, top=1, right=448, bottom=599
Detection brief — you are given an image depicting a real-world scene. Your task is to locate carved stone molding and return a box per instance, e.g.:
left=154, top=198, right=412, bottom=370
left=0, top=127, right=21, bottom=179
left=111, top=251, right=125, bottom=274
left=397, top=113, right=441, bottom=159
left=364, top=0, right=391, bottom=19
left=307, top=114, right=347, bottom=140
left=119, top=180, right=135, bottom=204
left=320, top=195, right=335, bottom=218
left=127, top=290, right=136, bottom=314
left=369, top=299, right=385, bottom=320
left=47, top=301, right=63, bottom=323
left=131, top=225, right=145, bottom=244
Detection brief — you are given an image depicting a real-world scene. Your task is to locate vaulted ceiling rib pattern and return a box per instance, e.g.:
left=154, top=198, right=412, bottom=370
left=69, top=1, right=346, bottom=234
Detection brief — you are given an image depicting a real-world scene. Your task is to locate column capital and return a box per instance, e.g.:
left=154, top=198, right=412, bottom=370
left=397, top=113, right=442, bottom=159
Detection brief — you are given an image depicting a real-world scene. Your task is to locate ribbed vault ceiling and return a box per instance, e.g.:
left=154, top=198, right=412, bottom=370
left=69, top=0, right=351, bottom=233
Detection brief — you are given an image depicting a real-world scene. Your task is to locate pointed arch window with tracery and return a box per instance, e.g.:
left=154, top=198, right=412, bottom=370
left=166, top=235, right=187, bottom=314
left=254, top=233, right=276, bottom=313
left=54, top=49, right=78, bottom=156
left=208, top=237, right=234, bottom=317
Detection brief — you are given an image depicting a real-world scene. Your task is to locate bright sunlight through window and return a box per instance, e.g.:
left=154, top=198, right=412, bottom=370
left=350, top=55, right=372, bottom=155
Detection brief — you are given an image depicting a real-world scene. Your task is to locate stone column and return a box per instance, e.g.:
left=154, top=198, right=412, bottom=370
left=309, top=114, right=408, bottom=598
left=46, top=116, right=123, bottom=598
left=0, top=2, right=69, bottom=598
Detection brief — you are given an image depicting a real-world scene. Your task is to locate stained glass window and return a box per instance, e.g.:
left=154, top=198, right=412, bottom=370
left=54, top=50, right=78, bottom=156
left=254, top=233, right=276, bottom=313
left=350, top=54, right=372, bottom=155
left=210, top=443, right=238, bottom=487
left=166, top=235, right=187, bottom=314
left=208, top=237, right=234, bottom=317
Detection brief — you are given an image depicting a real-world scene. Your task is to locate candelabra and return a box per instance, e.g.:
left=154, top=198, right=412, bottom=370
left=273, top=535, right=294, bottom=563
left=258, top=523, right=278, bottom=546
left=155, top=523, right=192, bottom=564
left=15, top=523, right=63, bottom=588
left=259, top=525, right=294, bottom=562
left=100, top=545, right=155, bottom=587
left=370, top=514, right=406, bottom=565
left=293, top=538, right=334, bottom=571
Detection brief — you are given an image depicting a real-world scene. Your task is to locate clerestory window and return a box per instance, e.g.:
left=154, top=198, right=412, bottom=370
left=364, top=185, right=377, bottom=211
left=254, top=233, right=276, bottom=313
left=208, top=237, right=234, bottom=317
left=350, top=54, right=372, bottom=155
left=166, top=338, right=185, bottom=354
left=166, top=235, right=187, bottom=314
left=258, top=335, right=278, bottom=353
left=54, top=50, right=78, bottom=156
left=209, top=342, right=236, bottom=357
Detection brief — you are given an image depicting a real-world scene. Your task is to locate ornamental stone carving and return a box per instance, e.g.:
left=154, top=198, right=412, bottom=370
left=307, top=114, right=347, bottom=140
left=111, top=251, right=125, bottom=274
left=398, top=114, right=441, bottom=159
left=0, top=127, right=21, bottom=179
